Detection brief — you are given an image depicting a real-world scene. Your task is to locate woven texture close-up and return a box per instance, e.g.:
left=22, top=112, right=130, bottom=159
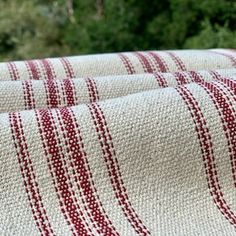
left=1, top=49, right=236, bottom=236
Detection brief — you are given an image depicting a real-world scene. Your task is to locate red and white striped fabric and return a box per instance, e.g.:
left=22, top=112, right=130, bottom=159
left=1, top=49, right=236, bottom=236
left=0, top=49, right=236, bottom=81
left=1, top=68, right=236, bottom=113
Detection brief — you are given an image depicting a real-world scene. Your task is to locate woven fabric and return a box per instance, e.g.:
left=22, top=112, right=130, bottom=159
left=0, top=49, right=236, bottom=81
left=1, top=68, right=236, bottom=113
left=1, top=49, right=236, bottom=236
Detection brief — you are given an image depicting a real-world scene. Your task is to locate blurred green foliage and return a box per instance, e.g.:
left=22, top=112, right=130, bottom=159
left=0, top=0, right=235, bottom=60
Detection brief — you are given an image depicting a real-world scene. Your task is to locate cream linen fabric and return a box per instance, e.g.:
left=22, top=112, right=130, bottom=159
left=0, top=49, right=235, bottom=81
left=0, top=68, right=236, bottom=113
left=1, top=49, right=236, bottom=236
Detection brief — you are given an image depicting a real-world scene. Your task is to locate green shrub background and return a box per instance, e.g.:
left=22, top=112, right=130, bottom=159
left=0, top=0, right=235, bottom=61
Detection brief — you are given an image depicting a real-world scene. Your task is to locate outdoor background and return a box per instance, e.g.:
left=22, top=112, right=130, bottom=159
left=0, top=0, right=235, bottom=61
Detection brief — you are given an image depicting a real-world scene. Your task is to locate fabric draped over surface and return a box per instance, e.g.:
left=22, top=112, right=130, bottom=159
left=1, top=49, right=236, bottom=236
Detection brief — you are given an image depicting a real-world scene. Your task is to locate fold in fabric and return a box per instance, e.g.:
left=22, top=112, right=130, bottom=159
left=1, top=68, right=236, bottom=113
left=0, top=49, right=236, bottom=81
left=1, top=49, right=236, bottom=236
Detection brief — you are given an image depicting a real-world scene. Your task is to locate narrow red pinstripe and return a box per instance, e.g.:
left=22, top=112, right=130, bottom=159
left=210, top=70, right=224, bottom=81
left=176, top=84, right=236, bottom=227
left=85, top=78, right=100, bottom=103
left=85, top=78, right=149, bottom=235
left=7, top=62, right=20, bottom=80
left=9, top=112, right=54, bottom=235
left=211, top=50, right=236, bottom=67
left=25, top=60, right=40, bottom=80
left=118, top=53, right=136, bottom=74
left=166, top=51, right=186, bottom=71
left=147, top=51, right=168, bottom=72
left=153, top=73, right=168, bottom=87
left=57, top=107, right=119, bottom=236
left=60, top=57, right=75, bottom=78
left=36, top=109, right=91, bottom=236
left=134, top=52, right=153, bottom=73
left=174, top=71, right=189, bottom=85
left=22, top=80, right=35, bottom=110
left=88, top=103, right=150, bottom=235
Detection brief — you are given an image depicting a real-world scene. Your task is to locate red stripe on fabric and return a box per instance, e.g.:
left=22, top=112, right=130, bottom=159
left=210, top=70, right=222, bottom=80
left=174, top=71, right=189, bottom=85
left=88, top=103, right=150, bottom=235
left=153, top=73, right=168, bottom=87
left=9, top=112, right=54, bottom=235
left=211, top=51, right=236, bottom=67
left=118, top=53, right=135, bottom=74
left=41, top=59, right=56, bottom=80
left=62, top=79, right=76, bottom=106
left=134, top=52, right=153, bottom=73
left=36, top=109, right=92, bottom=236
left=60, top=58, right=75, bottom=78
left=166, top=51, right=186, bottom=71
left=85, top=78, right=100, bottom=103
left=7, top=62, right=20, bottom=80
left=176, top=84, right=236, bottom=227
left=43, top=80, right=61, bottom=108
left=187, top=71, right=203, bottom=83
left=57, top=107, right=119, bottom=236
left=25, top=60, right=40, bottom=80
left=22, top=80, right=35, bottom=110
left=41, top=60, right=60, bottom=107
left=202, top=74, right=236, bottom=188
left=207, top=72, right=236, bottom=187
left=147, top=51, right=168, bottom=72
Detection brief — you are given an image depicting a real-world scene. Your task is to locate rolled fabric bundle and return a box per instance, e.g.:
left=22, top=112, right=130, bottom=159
left=0, top=68, right=236, bottom=113
left=1, top=77, right=236, bottom=235
left=0, top=49, right=236, bottom=81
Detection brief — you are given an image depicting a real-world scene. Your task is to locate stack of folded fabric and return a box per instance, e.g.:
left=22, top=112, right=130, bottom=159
left=0, top=49, right=236, bottom=236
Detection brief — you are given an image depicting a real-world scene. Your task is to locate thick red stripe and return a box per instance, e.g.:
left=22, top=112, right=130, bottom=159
left=7, top=62, right=20, bottom=80
left=85, top=78, right=100, bottom=103
left=60, top=57, right=75, bottom=78
left=88, top=103, right=150, bottom=235
left=176, top=84, right=236, bottom=227
left=134, top=52, right=153, bottom=73
left=43, top=80, right=61, bottom=108
left=22, top=80, right=35, bottom=110
left=9, top=112, right=54, bottom=235
left=62, top=79, right=76, bottom=106
left=41, top=60, right=60, bottom=108
left=147, top=51, right=168, bottom=72
left=25, top=60, right=40, bottom=80
left=58, top=107, right=119, bottom=236
left=36, top=109, right=92, bottom=236
left=187, top=71, right=203, bottom=83
left=153, top=73, right=168, bottom=87
left=41, top=59, right=56, bottom=80
left=118, top=53, right=135, bottom=74
left=166, top=51, right=186, bottom=71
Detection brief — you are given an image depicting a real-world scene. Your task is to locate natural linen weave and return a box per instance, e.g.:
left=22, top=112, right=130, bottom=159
left=0, top=49, right=236, bottom=236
